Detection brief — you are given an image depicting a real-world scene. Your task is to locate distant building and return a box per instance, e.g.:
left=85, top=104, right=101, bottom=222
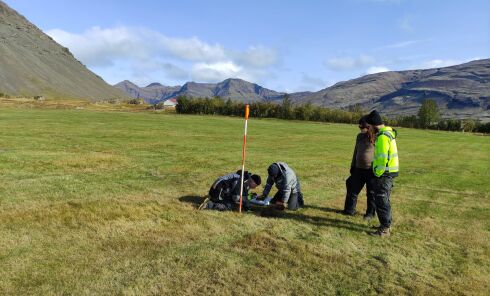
left=163, top=98, right=177, bottom=108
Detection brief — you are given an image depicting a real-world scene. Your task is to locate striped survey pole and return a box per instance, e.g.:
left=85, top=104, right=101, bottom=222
left=239, top=104, right=250, bottom=213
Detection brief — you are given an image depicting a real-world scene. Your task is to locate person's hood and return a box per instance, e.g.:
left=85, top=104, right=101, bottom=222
left=379, top=126, right=397, bottom=139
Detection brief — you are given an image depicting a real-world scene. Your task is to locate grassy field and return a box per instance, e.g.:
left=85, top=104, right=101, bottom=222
left=0, top=106, right=489, bottom=295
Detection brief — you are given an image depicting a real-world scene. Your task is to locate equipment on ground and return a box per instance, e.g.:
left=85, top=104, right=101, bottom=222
left=249, top=196, right=272, bottom=206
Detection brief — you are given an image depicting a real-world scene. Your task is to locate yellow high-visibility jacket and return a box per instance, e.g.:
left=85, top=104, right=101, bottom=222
left=373, top=127, right=399, bottom=177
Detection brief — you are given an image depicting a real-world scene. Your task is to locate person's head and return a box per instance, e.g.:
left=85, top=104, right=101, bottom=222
left=267, top=163, right=282, bottom=181
left=249, top=174, right=261, bottom=189
left=365, top=110, right=384, bottom=131
left=358, top=116, right=369, bottom=133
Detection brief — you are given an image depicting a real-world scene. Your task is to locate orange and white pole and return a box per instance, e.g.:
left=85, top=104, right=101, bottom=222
left=239, top=104, right=250, bottom=213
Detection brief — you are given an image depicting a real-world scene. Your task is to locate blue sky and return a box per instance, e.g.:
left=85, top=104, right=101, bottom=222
left=5, top=0, right=489, bottom=92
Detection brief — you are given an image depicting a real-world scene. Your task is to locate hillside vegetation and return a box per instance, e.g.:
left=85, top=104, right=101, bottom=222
left=0, top=1, right=127, bottom=100
left=0, top=107, right=488, bottom=295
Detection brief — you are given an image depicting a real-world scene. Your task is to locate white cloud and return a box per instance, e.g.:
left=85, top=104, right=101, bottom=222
left=131, top=61, right=189, bottom=80
left=235, top=46, right=278, bottom=68
left=46, top=26, right=278, bottom=84
left=191, top=62, right=249, bottom=82
left=160, top=63, right=189, bottom=80
left=324, top=55, right=375, bottom=71
left=366, top=66, right=390, bottom=74
left=157, top=36, right=227, bottom=62
left=47, top=26, right=228, bottom=65
left=47, top=27, right=154, bottom=67
left=378, top=40, right=423, bottom=49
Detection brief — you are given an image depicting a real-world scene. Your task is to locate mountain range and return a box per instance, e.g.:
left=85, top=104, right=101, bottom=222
left=297, top=59, right=490, bottom=120
left=0, top=1, right=488, bottom=121
left=114, top=78, right=285, bottom=105
left=116, top=59, right=490, bottom=121
left=0, top=1, right=127, bottom=100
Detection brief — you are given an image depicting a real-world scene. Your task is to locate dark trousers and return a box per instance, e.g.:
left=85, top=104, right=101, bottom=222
left=344, top=168, right=376, bottom=216
left=271, top=191, right=301, bottom=211
left=208, top=186, right=249, bottom=211
left=368, top=176, right=395, bottom=228
left=209, top=185, right=225, bottom=202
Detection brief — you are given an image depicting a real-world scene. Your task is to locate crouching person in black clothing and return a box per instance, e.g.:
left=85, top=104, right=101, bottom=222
left=205, top=171, right=261, bottom=211
left=259, top=162, right=304, bottom=211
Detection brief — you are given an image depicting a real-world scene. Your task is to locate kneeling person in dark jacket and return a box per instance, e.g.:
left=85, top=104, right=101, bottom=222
left=260, top=162, right=304, bottom=211
left=206, top=171, right=261, bottom=211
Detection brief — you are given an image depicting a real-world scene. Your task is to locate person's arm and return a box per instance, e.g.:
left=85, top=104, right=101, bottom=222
left=261, top=175, right=274, bottom=197
left=351, top=134, right=362, bottom=174
left=241, top=179, right=250, bottom=200
left=231, top=178, right=250, bottom=203
left=373, top=135, right=390, bottom=177
left=351, top=145, right=358, bottom=174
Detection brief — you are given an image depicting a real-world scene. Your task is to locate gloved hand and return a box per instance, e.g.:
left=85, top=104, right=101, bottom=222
left=247, top=192, right=257, bottom=199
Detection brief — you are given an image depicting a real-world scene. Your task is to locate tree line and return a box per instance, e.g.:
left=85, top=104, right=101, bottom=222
left=175, top=96, right=490, bottom=134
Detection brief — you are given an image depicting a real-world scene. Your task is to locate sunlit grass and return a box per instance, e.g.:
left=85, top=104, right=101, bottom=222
left=0, top=106, right=488, bottom=295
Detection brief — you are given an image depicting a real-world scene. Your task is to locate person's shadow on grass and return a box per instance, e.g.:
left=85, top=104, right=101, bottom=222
left=178, top=196, right=368, bottom=233
left=301, top=204, right=344, bottom=214
left=259, top=207, right=369, bottom=233
left=178, top=195, right=205, bottom=208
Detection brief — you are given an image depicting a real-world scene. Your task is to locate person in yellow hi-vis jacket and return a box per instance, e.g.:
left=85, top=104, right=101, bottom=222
left=365, top=110, right=399, bottom=237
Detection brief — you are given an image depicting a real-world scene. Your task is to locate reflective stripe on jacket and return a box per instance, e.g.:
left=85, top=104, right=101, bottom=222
left=373, top=127, right=399, bottom=177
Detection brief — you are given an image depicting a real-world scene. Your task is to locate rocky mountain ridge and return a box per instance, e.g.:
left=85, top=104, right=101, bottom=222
left=114, top=78, right=285, bottom=104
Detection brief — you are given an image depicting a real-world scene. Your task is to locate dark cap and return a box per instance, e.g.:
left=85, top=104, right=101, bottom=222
left=365, top=110, right=383, bottom=126
left=267, top=163, right=280, bottom=177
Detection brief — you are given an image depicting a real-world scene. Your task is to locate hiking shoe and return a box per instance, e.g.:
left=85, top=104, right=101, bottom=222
left=363, top=214, right=374, bottom=221
left=298, top=194, right=304, bottom=207
left=369, top=226, right=391, bottom=237
left=341, top=210, right=356, bottom=216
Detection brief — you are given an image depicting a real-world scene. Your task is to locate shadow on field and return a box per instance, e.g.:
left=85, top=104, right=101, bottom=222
left=260, top=207, right=369, bottom=233
left=178, top=195, right=205, bottom=208
left=301, top=205, right=344, bottom=214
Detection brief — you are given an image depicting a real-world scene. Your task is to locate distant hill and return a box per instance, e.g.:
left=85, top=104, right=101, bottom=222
left=0, top=1, right=127, bottom=100
left=294, top=59, right=490, bottom=121
left=117, top=60, right=489, bottom=121
left=114, top=78, right=285, bottom=104
left=114, top=80, right=180, bottom=104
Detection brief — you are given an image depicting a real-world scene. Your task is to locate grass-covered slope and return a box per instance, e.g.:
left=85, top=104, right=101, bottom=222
left=0, top=1, right=127, bottom=100
left=0, top=108, right=488, bottom=295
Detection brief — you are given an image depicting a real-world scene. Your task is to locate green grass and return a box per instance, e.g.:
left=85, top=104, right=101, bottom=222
left=0, top=107, right=489, bottom=295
